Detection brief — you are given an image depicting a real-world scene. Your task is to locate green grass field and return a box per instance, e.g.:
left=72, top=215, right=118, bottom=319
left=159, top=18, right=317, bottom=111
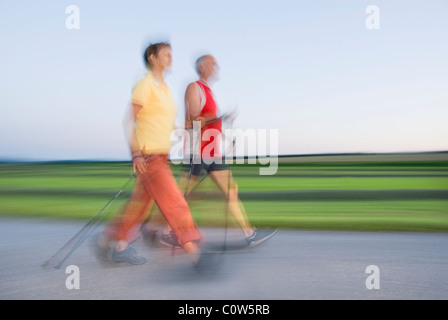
left=1, top=154, right=447, bottom=232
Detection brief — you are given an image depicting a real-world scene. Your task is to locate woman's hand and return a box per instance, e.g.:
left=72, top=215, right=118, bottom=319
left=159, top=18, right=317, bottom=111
left=132, top=156, right=148, bottom=174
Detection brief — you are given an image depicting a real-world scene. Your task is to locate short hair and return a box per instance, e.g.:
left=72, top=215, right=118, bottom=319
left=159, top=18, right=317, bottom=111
left=195, top=54, right=213, bottom=76
left=143, top=42, right=171, bottom=69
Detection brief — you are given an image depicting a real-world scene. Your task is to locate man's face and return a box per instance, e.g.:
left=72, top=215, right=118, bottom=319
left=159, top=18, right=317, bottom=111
left=202, top=56, right=219, bottom=78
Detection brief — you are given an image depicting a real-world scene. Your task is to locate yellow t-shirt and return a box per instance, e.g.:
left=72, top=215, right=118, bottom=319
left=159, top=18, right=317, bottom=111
left=131, top=72, right=177, bottom=155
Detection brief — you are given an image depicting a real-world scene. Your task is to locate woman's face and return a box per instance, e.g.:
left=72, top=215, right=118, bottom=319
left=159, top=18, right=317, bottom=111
left=151, top=46, right=172, bottom=71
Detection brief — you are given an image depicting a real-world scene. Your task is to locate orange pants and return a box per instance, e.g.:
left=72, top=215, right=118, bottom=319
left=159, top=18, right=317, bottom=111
left=105, top=154, right=201, bottom=247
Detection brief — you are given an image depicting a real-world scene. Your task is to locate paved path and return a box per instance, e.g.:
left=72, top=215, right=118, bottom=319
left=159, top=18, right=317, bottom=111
left=0, top=216, right=447, bottom=300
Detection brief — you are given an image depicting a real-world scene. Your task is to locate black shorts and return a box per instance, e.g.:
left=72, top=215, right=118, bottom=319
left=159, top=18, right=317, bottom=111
left=183, top=158, right=229, bottom=176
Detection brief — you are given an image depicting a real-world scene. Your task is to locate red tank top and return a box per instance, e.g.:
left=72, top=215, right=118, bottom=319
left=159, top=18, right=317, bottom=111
left=196, top=80, right=222, bottom=158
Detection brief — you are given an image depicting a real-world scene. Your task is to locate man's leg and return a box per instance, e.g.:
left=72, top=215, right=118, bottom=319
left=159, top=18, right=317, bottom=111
left=179, top=172, right=199, bottom=199
left=208, top=169, right=254, bottom=238
left=209, top=169, right=278, bottom=247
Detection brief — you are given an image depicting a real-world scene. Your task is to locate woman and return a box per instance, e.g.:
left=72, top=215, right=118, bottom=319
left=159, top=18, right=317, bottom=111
left=99, top=42, right=204, bottom=267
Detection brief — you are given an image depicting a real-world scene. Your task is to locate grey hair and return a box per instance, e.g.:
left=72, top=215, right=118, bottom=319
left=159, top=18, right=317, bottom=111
left=195, top=55, right=213, bottom=76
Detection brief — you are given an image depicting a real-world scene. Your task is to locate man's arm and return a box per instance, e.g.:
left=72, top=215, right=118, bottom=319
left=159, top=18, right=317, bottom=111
left=184, top=82, right=205, bottom=129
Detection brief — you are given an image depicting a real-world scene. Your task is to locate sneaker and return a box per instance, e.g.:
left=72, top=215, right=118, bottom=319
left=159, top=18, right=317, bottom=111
left=245, top=228, right=278, bottom=248
left=111, top=246, right=147, bottom=265
left=160, top=231, right=180, bottom=248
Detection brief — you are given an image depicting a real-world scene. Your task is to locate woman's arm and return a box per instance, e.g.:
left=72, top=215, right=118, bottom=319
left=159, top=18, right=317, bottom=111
left=124, top=102, right=148, bottom=174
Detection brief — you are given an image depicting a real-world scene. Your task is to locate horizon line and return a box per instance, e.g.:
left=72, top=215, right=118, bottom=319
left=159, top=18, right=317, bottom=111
left=1, top=150, right=447, bottom=164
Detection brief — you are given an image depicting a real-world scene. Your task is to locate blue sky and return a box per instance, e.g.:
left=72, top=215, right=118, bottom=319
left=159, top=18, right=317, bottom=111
left=1, top=0, right=447, bottom=160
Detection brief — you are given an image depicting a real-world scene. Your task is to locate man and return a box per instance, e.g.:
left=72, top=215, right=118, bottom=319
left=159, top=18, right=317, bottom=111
left=159, top=54, right=277, bottom=248
left=97, top=42, right=207, bottom=269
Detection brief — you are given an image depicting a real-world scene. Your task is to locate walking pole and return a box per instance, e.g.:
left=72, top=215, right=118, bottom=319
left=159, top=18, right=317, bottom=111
left=223, top=111, right=236, bottom=251
left=184, top=157, right=193, bottom=198
left=42, top=175, right=135, bottom=269
left=184, top=117, right=202, bottom=198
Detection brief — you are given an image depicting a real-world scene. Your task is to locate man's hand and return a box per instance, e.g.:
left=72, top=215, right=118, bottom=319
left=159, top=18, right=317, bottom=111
left=186, top=117, right=206, bottom=129
left=195, top=116, right=206, bottom=128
